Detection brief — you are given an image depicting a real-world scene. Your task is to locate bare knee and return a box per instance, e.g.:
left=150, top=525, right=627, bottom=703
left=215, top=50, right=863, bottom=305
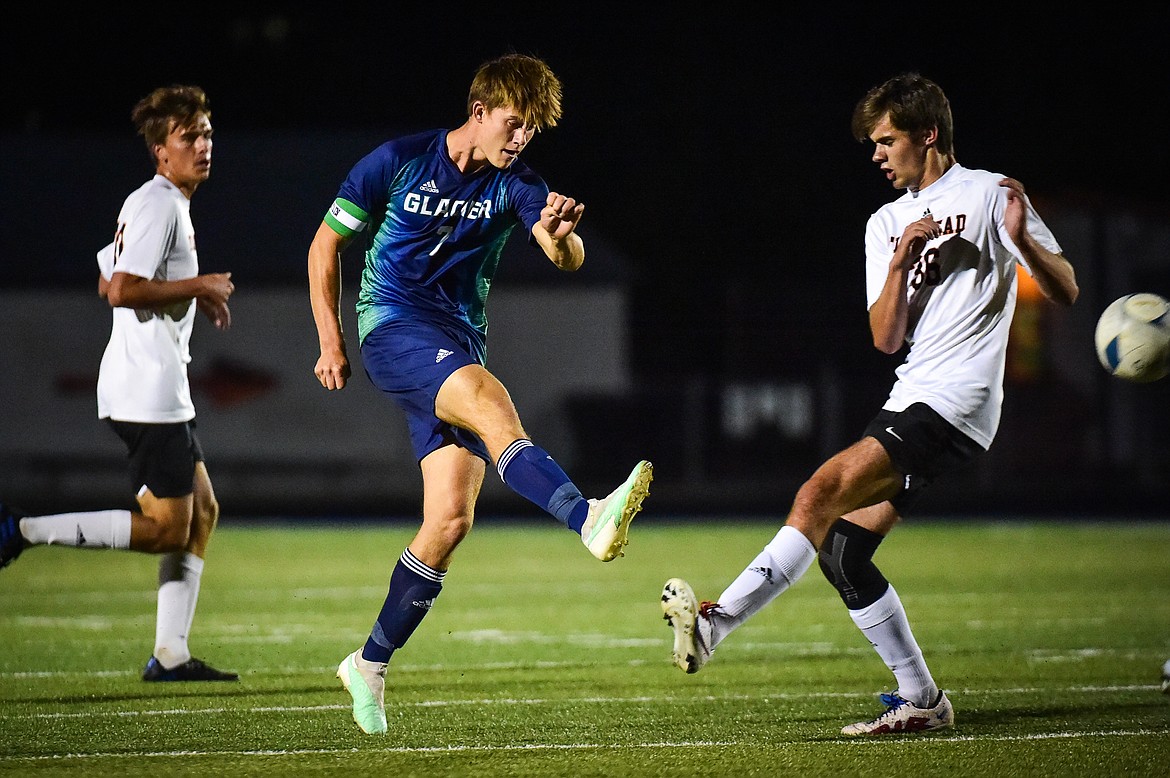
left=413, top=508, right=474, bottom=569
left=788, top=474, right=842, bottom=546
left=133, top=490, right=196, bottom=553
left=198, top=493, right=220, bottom=529
left=416, top=444, right=485, bottom=568
left=789, top=439, right=900, bottom=548
left=135, top=511, right=192, bottom=553
left=434, top=511, right=473, bottom=552
left=183, top=463, right=221, bottom=555
left=188, top=494, right=219, bottom=549
left=436, top=365, right=525, bottom=454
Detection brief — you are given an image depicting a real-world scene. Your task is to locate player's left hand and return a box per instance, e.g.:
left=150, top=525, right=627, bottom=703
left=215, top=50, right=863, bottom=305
left=999, top=177, right=1028, bottom=242
left=540, top=192, right=584, bottom=240
left=197, top=297, right=232, bottom=330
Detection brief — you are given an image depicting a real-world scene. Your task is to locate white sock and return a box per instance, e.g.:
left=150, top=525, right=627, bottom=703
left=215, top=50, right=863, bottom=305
left=848, top=585, right=939, bottom=707
left=19, top=510, right=132, bottom=549
left=154, top=552, right=204, bottom=668
left=709, top=525, right=816, bottom=648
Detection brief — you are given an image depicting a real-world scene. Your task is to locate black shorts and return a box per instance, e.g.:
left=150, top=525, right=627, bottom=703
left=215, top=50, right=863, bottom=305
left=106, top=419, right=205, bottom=499
left=863, top=402, right=984, bottom=514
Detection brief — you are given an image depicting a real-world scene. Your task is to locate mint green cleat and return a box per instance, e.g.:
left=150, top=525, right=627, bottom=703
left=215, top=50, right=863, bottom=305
left=581, top=460, right=653, bottom=561
left=337, top=650, right=388, bottom=734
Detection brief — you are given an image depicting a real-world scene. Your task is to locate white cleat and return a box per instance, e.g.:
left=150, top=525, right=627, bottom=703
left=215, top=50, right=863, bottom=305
left=581, top=460, right=653, bottom=561
left=841, top=691, right=954, bottom=736
left=660, top=577, right=714, bottom=674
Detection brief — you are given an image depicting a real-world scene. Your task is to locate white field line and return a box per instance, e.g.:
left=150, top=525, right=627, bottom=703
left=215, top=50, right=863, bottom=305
left=1, top=729, right=1167, bottom=765
left=0, top=683, right=1160, bottom=723
left=2, top=639, right=1165, bottom=679
left=6, top=741, right=735, bottom=764
left=0, top=684, right=1164, bottom=764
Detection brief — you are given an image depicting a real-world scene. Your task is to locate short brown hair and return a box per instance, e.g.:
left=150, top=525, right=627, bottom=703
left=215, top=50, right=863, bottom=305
left=851, top=73, right=954, bottom=156
left=131, top=85, right=211, bottom=165
left=467, top=54, right=562, bottom=131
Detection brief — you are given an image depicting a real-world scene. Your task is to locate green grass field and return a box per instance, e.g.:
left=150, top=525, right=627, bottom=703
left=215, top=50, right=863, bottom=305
left=1, top=518, right=1168, bottom=776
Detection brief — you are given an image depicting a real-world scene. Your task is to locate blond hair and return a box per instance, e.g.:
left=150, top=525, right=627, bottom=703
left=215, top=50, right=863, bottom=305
left=467, top=54, right=562, bottom=131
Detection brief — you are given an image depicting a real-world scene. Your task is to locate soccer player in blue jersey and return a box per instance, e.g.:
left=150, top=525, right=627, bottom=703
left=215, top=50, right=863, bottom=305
left=308, top=53, right=653, bottom=735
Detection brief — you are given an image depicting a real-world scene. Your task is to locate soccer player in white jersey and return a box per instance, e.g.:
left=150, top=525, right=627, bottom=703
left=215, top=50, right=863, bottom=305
left=0, top=85, right=238, bottom=682
left=309, top=53, right=652, bottom=735
left=661, top=72, right=1079, bottom=735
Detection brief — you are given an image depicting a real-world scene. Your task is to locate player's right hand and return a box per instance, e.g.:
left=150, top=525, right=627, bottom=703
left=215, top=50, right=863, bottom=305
left=893, top=214, right=942, bottom=269
left=315, top=347, right=351, bottom=391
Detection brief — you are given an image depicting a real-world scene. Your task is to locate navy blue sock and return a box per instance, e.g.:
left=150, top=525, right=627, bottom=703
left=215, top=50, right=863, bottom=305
left=497, top=439, right=589, bottom=532
left=361, top=548, right=445, bottom=664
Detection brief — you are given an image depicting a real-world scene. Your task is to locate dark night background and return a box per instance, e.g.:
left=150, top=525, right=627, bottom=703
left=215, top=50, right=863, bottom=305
left=6, top=8, right=1167, bottom=358
left=2, top=7, right=1168, bottom=516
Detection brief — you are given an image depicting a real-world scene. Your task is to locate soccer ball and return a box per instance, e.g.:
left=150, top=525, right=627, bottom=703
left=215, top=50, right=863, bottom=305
left=1094, top=293, right=1170, bottom=383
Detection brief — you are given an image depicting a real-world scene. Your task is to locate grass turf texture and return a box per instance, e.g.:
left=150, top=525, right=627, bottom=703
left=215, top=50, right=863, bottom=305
left=1, top=519, right=1168, bottom=776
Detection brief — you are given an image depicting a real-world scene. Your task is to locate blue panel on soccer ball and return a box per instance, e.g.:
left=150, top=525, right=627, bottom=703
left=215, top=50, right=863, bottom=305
left=1105, top=338, right=1122, bottom=371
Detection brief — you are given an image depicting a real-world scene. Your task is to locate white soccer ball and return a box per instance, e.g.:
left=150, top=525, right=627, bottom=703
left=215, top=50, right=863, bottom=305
left=1094, top=293, right=1170, bottom=383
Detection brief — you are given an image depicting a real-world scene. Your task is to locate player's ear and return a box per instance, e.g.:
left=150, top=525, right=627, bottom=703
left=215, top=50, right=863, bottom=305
left=921, top=126, right=939, bottom=148
left=471, top=101, right=486, bottom=123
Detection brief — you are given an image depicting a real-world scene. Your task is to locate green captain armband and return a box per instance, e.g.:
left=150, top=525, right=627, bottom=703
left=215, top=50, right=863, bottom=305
left=324, top=198, right=369, bottom=237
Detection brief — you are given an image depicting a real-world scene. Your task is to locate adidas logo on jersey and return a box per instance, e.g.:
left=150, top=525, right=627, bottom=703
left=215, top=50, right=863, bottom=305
left=420, top=179, right=440, bottom=193
left=435, top=348, right=453, bottom=363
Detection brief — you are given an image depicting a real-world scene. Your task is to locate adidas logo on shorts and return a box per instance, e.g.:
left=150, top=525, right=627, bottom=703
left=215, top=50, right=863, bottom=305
left=436, top=349, right=453, bottom=363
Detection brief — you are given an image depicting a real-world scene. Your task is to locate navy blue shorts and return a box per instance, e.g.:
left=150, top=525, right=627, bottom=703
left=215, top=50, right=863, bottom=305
left=864, top=402, right=984, bottom=514
left=106, top=419, right=204, bottom=499
left=361, top=318, right=491, bottom=463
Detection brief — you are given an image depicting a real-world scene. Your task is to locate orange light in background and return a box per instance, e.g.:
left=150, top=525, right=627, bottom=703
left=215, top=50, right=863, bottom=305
left=1007, top=264, right=1045, bottom=383
left=1016, top=263, right=1044, bottom=302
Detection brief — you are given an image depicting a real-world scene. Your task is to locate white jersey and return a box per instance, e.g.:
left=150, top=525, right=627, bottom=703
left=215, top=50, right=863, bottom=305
left=864, top=164, right=1061, bottom=449
left=96, top=174, right=198, bottom=423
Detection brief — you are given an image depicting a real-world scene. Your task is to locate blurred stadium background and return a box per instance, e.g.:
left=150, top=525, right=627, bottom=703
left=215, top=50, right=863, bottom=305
left=2, top=9, right=1167, bottom=519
